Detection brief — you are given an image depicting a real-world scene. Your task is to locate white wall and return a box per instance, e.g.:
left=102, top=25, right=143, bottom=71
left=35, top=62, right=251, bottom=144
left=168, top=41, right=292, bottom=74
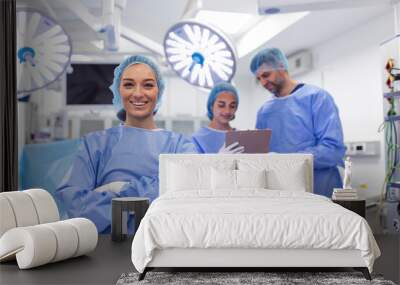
left=242, top=10, right=396, bottom=199
left=159, top=76, right=208, bottom=118
left=231, top=75, right=254, bottom=130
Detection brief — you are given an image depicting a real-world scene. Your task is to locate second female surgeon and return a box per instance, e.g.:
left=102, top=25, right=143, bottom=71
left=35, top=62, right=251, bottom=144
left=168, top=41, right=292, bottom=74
left=56, top=55, right=196, bottom=233
left=191, top=82, right=244, bottom=154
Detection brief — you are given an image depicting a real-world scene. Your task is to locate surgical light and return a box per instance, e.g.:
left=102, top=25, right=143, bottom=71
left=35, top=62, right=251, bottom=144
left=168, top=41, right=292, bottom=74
left=163, top=20, right=236, bottom=89
left=16, top=10, right=72, bottom=97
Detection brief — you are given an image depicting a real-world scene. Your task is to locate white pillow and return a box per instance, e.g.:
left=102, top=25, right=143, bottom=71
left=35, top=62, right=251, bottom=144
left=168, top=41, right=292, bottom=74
left=211, top=169, right=268, bottom=190
left=167, top=159, right=236, bottom=192
left=211, top=168, right=236, bottom=190
left=237, top=158, right=308, bottom=192
left=168, top=162, right=210, bottom=191
left=266, top=163, right=307, bottom=191
left=236, top=169, right=267, bottom=189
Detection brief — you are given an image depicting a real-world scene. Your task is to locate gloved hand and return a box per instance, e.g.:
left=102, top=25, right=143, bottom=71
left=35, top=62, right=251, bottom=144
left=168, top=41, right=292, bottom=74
left=218, top=142, right=245, bottom=154
left=93, top=181, right=129, bottom=193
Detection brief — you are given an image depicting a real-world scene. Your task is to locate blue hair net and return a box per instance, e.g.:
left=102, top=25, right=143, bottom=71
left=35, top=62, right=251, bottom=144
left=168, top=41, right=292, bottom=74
left=207, top=82, right=239, bottom=120
left=250, top=48, right=289, bottom=74
left=109, top=55, right=165, bottom=121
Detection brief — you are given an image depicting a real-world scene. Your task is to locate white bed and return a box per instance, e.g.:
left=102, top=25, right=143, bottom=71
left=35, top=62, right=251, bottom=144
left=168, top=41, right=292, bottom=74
left=131, top=154, right=380, bottom=280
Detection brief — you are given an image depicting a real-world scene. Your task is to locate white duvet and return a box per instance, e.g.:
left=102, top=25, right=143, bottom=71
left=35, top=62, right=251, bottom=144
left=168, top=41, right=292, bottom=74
left=131, top=190, right=380, bottom=273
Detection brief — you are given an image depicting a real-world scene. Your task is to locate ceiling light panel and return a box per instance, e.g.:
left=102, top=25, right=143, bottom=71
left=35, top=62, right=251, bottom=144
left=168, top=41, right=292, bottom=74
left=195, top=10, right=254, bottom=35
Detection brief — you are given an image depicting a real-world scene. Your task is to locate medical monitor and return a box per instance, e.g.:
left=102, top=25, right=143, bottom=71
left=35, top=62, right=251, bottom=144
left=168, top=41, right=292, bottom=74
left=66, top=63, right=117, bottom=105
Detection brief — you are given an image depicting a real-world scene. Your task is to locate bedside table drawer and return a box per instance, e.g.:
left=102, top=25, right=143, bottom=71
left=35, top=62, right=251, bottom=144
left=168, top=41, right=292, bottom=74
left=332, top=199, right=366, bottom=218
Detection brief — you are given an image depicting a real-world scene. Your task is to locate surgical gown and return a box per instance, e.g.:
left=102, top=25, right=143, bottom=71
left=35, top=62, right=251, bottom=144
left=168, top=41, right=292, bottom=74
left=256, top=84, right=346, bottom=197
left=192, top=127, right=226, bottom=153
left=56, top=125, right=196, bottom=233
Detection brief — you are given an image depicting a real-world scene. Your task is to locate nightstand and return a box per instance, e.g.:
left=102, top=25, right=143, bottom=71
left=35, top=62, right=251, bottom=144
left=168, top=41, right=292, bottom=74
left=111, top=197, right=150, bottom=242
left=332, top=199, right=366, bottom=218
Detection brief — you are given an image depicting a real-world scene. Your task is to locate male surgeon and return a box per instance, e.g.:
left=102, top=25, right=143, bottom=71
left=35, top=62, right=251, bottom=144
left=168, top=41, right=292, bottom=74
left=250, top=47, right=346, bottom=197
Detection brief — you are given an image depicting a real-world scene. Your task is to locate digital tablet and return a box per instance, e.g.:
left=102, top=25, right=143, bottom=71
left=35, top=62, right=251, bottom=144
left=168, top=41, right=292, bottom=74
left=225, top=129, right=272, bottom=153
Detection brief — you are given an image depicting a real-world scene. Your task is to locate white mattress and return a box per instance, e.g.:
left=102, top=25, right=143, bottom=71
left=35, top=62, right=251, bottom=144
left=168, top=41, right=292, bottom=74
left=131, top=190, right=380, bottom=273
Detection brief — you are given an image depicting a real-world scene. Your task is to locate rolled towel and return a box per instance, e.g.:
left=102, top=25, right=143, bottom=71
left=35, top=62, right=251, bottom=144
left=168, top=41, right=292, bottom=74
left=64, top=218, right=98, bottom=257
left=42, top=221, right=79, bottom=262
left=0, top=218, right=98, bottom=269
left=0, top=196, right=17, bottom=237
left=0, top=226, right=57, bottom=268
left=24, top=189, right=59, bottom=224
left=0, top=191, right=39, bottom=228
left=0, top=189, right=60, bottom=238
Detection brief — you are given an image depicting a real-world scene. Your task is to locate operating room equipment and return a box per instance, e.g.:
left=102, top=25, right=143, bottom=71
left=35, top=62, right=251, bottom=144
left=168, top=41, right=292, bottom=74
left=378, top=34, right=400, bottom=234
left=345, top=141, right=381, bottom=157
left=380, top=36, right=400, bottom=203
left=16, top=10, right=72, bottom=96
left=164, top=19, right=236, bottom=89
left=258, top=0, right=398, bottom=15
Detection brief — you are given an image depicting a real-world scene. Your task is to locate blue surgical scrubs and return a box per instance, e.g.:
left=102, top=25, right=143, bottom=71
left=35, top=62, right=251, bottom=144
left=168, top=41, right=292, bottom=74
left=56, top=125, right=196, bottom=233
left=256, top=84, right=346, bottom=197
left=192, top=127, right=226, bottom=153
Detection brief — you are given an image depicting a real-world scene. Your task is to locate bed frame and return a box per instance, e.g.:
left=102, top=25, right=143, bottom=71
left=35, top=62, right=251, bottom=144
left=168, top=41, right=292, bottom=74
left=138, top=154, right=371, bottom=280
left=141, top=248, right=371, bottom=280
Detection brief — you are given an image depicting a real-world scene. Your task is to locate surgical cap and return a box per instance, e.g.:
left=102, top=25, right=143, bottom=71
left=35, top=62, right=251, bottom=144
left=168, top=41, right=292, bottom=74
left=109, top=55, right=165, bottom=121
left=207, top=82, right=239, bottom=120
left=249, top=48, right=289, bottom=74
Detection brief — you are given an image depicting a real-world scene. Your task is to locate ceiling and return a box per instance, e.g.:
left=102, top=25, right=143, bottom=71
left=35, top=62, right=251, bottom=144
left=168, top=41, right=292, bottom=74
left=16, top=0, right=394, bottom=75
left=239, top=4, right=392, bottom=74
left=257, top=5, right=391, bottom=56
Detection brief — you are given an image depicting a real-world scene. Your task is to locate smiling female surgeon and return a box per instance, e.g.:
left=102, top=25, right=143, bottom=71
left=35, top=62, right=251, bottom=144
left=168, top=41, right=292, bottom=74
left=56, top=55, right=196, bottom=233
left=192, top=82, right=244, bottom=154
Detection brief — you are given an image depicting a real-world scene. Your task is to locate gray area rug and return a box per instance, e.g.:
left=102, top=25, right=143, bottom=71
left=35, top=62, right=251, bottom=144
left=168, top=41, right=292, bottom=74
left=116, top=271, right=396, bottom=285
